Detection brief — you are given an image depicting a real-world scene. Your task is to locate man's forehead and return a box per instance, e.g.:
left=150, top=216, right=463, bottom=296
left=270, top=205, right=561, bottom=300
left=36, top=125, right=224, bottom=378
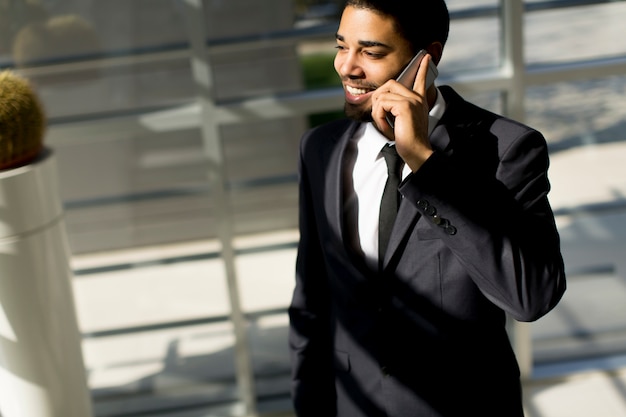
left=337, top=6, right=402, bottom=48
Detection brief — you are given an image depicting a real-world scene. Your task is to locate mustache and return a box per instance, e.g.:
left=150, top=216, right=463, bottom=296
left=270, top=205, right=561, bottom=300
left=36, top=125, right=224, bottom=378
left=340, top=79, right=380, bottom=90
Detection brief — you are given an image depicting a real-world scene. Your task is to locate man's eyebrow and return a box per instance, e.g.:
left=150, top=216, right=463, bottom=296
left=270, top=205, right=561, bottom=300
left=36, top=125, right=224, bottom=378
left=358, top=40, right=391, bottom=49
left=335, top=33, right=391, bottom=49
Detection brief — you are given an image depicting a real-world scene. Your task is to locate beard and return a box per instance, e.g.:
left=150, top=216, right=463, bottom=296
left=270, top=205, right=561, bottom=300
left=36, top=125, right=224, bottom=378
left=344, top=101, right=373, bottom=122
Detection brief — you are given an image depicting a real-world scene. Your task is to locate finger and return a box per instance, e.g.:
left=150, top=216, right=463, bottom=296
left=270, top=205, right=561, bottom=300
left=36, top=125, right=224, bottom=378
left=371, top=91, right=398, bottom=138
left=371, top=97, right=393, bottom=136
left=412, top=53, right=432, bottom=96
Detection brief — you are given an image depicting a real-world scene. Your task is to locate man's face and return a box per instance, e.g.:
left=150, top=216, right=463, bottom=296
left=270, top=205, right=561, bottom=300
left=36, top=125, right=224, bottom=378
left=334, top=6, right=414, bottom=122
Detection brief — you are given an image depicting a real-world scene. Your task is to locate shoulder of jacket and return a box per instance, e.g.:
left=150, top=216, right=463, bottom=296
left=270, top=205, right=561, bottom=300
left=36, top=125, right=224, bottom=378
left=440, top=85, right=540, bottom=139
left=304, top=118, right=353, bottom=139
left=300, top=118, right=353, bottom=152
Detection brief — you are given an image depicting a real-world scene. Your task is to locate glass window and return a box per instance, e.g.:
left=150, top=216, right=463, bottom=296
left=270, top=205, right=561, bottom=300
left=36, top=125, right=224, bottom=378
left=525, top=2, right=626, bottom=64
left=522, top=1, right=626, bottom=370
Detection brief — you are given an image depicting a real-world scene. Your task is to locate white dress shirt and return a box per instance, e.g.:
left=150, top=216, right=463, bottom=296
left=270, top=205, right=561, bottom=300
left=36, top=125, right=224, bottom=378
left=349, top=88, right=446, bottom=270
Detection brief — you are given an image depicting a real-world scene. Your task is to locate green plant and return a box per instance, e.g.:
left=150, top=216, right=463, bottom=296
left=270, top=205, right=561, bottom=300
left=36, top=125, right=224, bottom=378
left=0, top=70, right=46, bottom=170
left=301, top=52, right=340, bottom=90
left=301, top=51, right=345, bottom=127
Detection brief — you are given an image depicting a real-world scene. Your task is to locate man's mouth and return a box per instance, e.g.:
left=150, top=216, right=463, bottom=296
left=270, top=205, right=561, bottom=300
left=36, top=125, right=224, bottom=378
left=346, top=85, right=370, bottom=96
left=344, top=84, right=376, bottom=104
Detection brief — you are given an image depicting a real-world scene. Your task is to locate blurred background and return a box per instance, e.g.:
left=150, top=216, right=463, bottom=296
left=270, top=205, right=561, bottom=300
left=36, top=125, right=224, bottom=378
left=2, top=0, right=626, bottom=416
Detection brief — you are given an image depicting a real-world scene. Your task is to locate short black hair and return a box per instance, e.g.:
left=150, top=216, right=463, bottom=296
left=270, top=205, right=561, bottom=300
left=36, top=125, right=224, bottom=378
left=343, top=0, right=450, bottom=54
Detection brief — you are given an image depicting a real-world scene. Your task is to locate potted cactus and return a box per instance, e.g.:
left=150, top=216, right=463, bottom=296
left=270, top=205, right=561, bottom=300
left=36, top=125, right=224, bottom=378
left=0, top=70, right=45, bottom=170
left=0, top=70, right=93, bottom=417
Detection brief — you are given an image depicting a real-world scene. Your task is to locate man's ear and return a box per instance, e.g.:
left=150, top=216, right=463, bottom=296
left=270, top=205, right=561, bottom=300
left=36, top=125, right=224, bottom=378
left=426, top=42, right=444, bottom=66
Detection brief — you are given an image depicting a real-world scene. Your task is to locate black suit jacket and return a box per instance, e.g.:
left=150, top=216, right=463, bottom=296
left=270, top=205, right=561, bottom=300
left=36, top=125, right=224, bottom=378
left=289, top=86, right=566, bottom=417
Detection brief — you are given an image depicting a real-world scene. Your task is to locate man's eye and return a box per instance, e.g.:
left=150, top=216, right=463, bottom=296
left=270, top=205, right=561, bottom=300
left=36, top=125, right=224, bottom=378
left=335, top=45, right=346, bottom=51
left=364, top=51, right=384, bottom=59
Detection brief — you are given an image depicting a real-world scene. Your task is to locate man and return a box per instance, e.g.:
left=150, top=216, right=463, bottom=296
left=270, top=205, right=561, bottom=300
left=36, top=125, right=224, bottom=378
left=288, top=1, right=566, bottom=416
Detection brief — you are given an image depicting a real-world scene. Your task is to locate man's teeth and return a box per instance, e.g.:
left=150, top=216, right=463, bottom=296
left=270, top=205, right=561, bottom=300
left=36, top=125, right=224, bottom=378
left=346, top=85, right=368, bottom=95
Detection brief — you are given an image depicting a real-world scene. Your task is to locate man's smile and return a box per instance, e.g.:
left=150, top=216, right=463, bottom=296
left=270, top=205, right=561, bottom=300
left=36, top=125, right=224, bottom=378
left=343, top=83, right=377, bottom=104
left=346, top=85, right=370, bottom=96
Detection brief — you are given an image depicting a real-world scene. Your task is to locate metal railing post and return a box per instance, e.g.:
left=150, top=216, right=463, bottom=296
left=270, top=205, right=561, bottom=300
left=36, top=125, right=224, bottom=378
left=501, top=0, right=534, bottom=381
left=501, top=0, right=526, bottom=122
left=181, top=1, right=258, bottom=415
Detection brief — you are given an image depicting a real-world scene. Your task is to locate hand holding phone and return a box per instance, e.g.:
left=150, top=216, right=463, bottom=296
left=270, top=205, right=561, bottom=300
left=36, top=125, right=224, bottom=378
left=386, top=50, right=438, bottom=128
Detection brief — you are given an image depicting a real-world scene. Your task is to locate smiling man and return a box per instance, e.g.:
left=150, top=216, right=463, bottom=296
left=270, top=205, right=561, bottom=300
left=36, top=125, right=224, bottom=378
left=288, top=1, right=566, bottom=416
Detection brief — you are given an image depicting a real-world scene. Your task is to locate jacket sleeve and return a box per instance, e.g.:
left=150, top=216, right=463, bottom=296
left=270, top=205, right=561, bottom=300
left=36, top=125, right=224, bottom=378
left=399, top=127, right=566, bottom=322
left=288, top=132, right=336, bottom=416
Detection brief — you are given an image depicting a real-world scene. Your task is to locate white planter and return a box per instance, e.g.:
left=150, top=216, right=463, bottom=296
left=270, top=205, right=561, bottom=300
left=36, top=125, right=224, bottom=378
left=0, top=150, right=93, bottom=417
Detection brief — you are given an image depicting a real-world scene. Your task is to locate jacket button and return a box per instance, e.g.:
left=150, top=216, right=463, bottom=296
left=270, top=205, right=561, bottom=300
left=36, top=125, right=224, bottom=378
left=444, top=225, right=457, bottom=235
left=424, top=205, right=437, bottom=216
left=416, top=199, right=429, bottom=210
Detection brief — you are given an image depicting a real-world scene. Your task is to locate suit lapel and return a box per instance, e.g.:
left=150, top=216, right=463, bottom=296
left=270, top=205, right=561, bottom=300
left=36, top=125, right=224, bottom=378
left=325, top=120, right=359, bottom=254
left=383, top=195, right=420, bottom=268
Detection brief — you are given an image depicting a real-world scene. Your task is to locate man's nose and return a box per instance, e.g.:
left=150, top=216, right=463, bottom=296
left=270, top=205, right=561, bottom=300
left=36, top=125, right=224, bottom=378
left=337, top=53, right=364, bottom=78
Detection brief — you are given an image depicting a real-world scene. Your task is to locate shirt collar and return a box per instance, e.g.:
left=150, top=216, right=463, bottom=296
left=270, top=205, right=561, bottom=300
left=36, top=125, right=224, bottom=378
left=428, top=87, right=446, bottom=134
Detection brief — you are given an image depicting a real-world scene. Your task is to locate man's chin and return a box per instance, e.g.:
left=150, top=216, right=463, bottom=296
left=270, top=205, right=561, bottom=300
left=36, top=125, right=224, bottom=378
left=344, top=102, right=373, bottom=122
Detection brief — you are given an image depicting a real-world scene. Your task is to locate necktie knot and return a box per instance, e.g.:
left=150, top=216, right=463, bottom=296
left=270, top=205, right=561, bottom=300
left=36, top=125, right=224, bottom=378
left=378, top=143, right=403, bottom=269
left=381, top=144, right=403, bottom=178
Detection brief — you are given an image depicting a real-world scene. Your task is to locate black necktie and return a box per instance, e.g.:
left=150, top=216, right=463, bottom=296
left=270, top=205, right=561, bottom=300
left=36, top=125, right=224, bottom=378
left=378, top=143, right=403, bottom=267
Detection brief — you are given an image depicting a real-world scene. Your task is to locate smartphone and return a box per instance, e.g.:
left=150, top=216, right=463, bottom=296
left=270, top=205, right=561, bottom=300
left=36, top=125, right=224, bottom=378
left=386, top=49, right=439, bottom=128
